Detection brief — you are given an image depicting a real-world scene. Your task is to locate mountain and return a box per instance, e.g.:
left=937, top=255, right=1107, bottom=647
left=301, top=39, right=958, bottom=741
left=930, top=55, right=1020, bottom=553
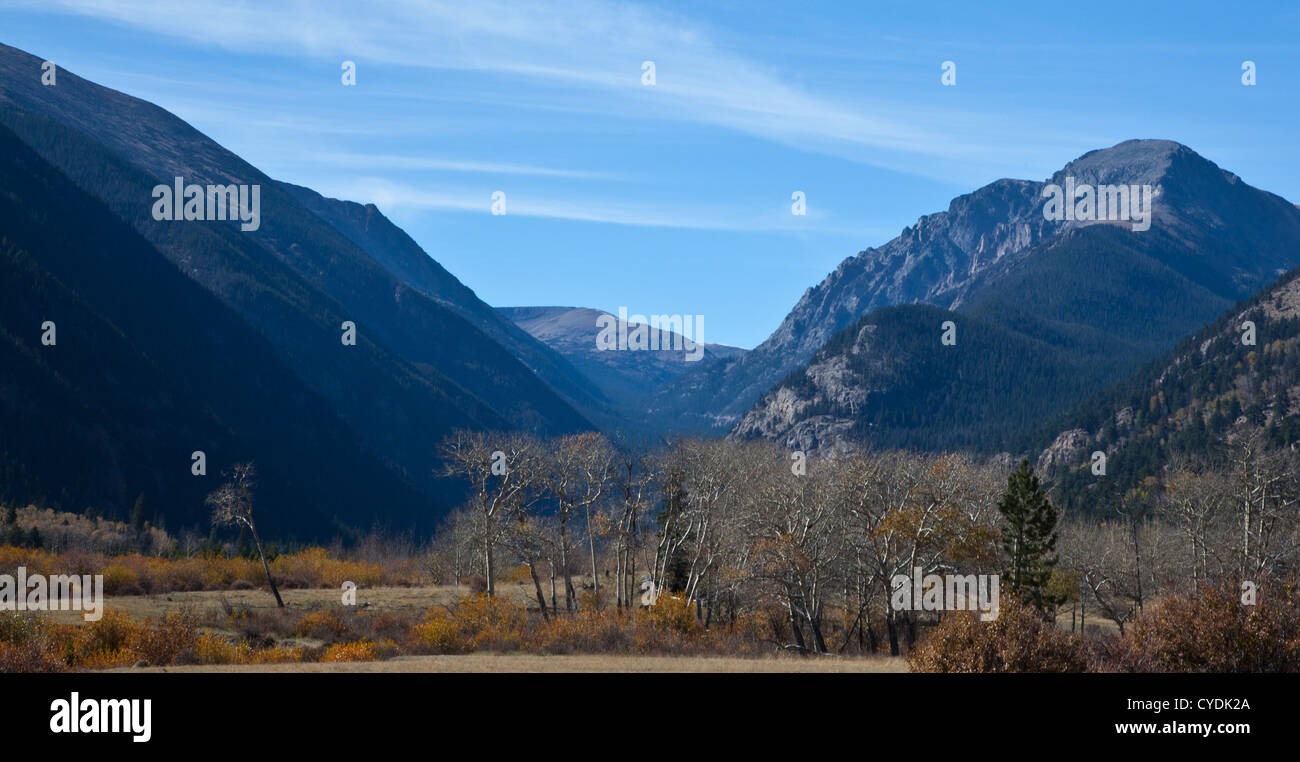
left=498, top=306, right=746, bottom=408
left=1036, top=261, right=1300, bottom=512
left=730, top=302, right=1109, bottom=453
left=0, top=42, right=595, bottom=531
left=282, top=185, right=612, bottom=417
left=658, top=140, right=1300, bottom=437
left=0, top=121, right=427, bottom=536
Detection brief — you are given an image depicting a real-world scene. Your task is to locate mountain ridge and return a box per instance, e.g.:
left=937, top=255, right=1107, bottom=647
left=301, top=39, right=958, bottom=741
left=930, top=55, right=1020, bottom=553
left=656, top=139, right=1300, bottom=437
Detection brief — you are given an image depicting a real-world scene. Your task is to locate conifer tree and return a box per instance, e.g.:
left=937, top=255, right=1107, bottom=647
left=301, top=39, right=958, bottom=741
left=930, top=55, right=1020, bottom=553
left=998, top=459, right=1063, bottom=618
left=131, top=493, right=147, bottom=533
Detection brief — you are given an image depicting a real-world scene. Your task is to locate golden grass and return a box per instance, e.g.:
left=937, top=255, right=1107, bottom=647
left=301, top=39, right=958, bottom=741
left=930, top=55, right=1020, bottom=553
left=13, top=580, right=922, bottom=673
left=108, top=653, right=908, bottom=673
left=36, top=583, right=539, bottom=624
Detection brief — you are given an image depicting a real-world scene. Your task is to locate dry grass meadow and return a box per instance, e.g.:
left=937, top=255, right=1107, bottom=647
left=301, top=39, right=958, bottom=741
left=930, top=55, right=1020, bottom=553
left=18, top=581, right=907, bottom=673
left=109, top=653, right=907, bottom=673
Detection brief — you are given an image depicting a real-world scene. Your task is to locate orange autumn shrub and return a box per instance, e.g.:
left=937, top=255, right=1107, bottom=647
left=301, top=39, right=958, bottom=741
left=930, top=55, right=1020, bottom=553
left=251, top=644, right=307, bottom=664
left=527, top=607, right=632, bottom=654
left=0, top=614, right=66, bottom=672
left=321, top=640, right=379, bottom=662
left=412, top=609, right=462, bottom=653
left=294, top=609, right=349, bottom=640
left=274, top=548, right=385, bottom=588
left=1, top=548, right=408, bottom=596
left=1, top=607, right=325, bottom=670
left=502, top=564, right=533, bottom=585
left=413, top=594, right=526, bottom=654
left=134, top=611, right=200, bottom=666
left=1120, top=578, right=1300, bottom=672
left=645, top=593, right=701, bottom=635
left=0, top=546, right=60, bottom=576
left=73, top=609, right=142, bottom=664
left=195, top=633, right=252, bottom=665
left=908, top=596, right=1088, bottom=673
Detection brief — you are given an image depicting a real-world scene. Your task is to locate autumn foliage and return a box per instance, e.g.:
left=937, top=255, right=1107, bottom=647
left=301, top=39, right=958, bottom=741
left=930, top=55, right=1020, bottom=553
left=0, top=546, right=407, bottom=595
left=907, top=596, right=1088, bottom=673
left=1117, top=578, right=1300, bottom=672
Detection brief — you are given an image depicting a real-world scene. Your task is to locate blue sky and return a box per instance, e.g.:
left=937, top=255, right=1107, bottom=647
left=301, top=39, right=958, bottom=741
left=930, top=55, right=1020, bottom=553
left=5, top=1, right=1299, bottom=348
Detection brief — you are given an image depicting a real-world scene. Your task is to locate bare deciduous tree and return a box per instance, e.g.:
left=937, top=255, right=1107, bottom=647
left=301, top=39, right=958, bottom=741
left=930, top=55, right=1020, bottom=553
left=206, top=462, right=283, bottom=607
left=440, top=430, right=541, bottom=598
left=537, top=432, right=613, bottom=611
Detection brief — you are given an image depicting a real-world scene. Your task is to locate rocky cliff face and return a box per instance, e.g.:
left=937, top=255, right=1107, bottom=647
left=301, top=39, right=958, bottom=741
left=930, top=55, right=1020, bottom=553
left=658, top=140, right=1300, bottom=441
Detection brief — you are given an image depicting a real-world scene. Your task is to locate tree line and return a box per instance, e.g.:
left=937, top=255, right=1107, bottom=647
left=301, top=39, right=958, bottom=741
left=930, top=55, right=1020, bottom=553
left=433, top=425, right=1300, bottom=656
left=436, top=431, right=1082, bottom=654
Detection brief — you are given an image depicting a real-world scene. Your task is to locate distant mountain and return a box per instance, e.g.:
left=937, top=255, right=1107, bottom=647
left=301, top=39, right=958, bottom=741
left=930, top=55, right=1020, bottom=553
left=282, top=185, right=612, bottom=416
left=730, top=302, right=1103, bottom=452
left=0, top=42, right=593, bottom=532
left=499, top=306, right=746, bottom=407
left=727, top=141, right=1300, bottom=452
left=0, top=122, right=426, bottom=536
left=1037, top=262, right=1300, bottom=513
left=658, top=140, right=1300, bottom=436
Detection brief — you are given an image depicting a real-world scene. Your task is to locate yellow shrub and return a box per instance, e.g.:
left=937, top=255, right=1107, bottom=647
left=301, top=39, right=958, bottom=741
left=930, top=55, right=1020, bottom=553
left=321, top=640, right=378, bottom=662
left=74, top=609, right=142, bottom=662
left=502, top=564, right=532, bottom=585
left=414, top=594, right=526, bottom=654
left=195, top=633, right=250, bottom=665
left=646, top=594, right=700, bottom=635
left=250, top=645, right=305, bottom=664
left=0, top=546, right=58, bottom=575
left=413, top=609, right=465, bottom=654
left=79, top=646, right=135, bottom=670
left=101, top=563, right=142, bottom=594
left=135, top=612, right=199, bottom=665
left=295, top=609, right=348, bottom=639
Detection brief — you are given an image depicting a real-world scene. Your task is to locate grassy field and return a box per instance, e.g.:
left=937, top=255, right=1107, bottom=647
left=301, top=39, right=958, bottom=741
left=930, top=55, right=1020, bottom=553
left=108, top=653, right=907, bottom=673
left=40, top=584, right=482, bottom=624
left=25, top=582, right=909, bottom=672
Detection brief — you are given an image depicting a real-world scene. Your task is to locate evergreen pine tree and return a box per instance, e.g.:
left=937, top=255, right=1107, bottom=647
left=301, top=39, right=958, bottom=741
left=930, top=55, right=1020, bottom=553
left=998, top=459, right=1063, bottom=618
left=131, top=493, right=147, bottom=533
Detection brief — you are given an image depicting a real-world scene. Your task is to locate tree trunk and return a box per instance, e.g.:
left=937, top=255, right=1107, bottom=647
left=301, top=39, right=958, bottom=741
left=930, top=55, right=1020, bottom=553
left=1130, top=518, right=1143, bottom=615
left=548, top=559, right=557, bottom=614
left=585, top=505, right=599, bottom=596
left=249, top=524, right=283, bottom=608
left=787, top=605, right=806, bottom=651
left=560, top=514, right=575, bottom=612
left=483, top=524, right=496, bottom=598
left=527, top=560, right=549, bottom=621
left=807, top=612, right=828, bottom=654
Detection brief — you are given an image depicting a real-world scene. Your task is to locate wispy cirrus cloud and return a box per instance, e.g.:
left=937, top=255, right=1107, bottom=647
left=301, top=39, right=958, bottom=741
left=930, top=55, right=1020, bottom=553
left=21, top=0, right=1082, bottom=183
left=317, top=176, right=904, bottom=239
left=321, top=176, right=886, bottom=236
left=282, top=151, right=623, bottom=180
